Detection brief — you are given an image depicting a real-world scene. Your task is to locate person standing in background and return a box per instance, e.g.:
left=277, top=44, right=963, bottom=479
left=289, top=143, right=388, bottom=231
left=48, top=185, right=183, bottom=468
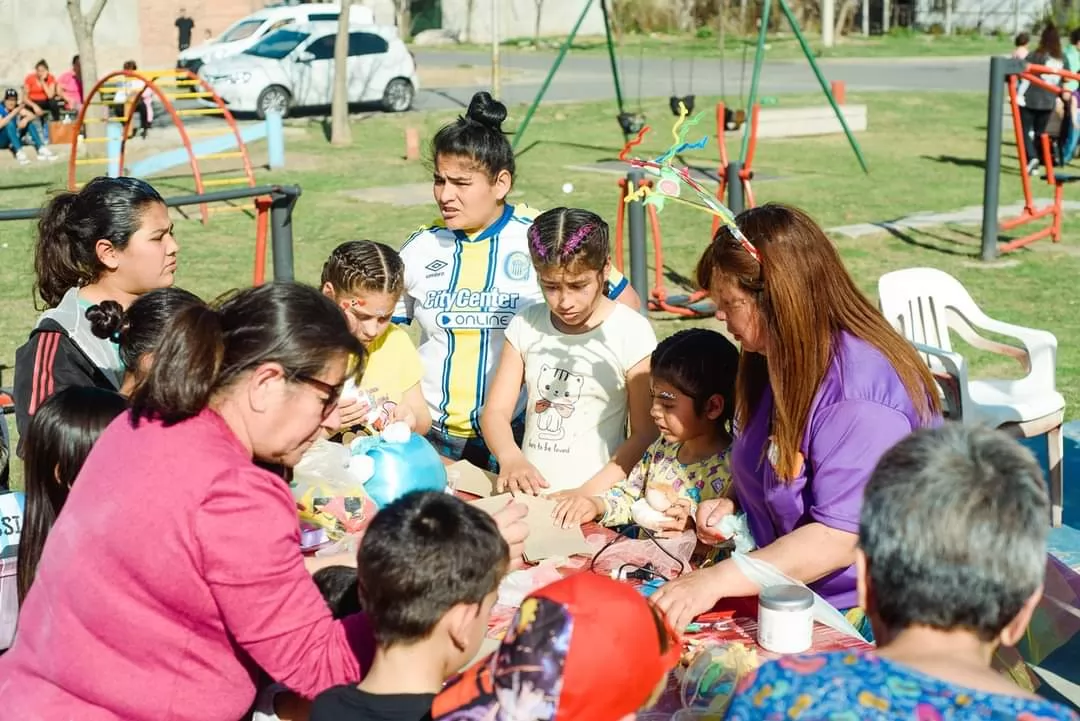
left=176, top=9, right=195, bottom=52
left=1017, top=24, right=1065, bottom=175
left=1012, top=31, right=1031, bottom=60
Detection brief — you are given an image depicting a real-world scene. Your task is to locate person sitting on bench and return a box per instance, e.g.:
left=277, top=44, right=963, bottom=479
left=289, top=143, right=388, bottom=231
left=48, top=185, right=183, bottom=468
left=0, top=89, right=56, bottom=165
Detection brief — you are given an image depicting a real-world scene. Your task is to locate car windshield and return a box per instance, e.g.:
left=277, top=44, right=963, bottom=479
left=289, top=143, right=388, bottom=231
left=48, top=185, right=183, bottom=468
left=219, top=19, right=264, bottom=43
left=244, top=29, right=309, bottom=59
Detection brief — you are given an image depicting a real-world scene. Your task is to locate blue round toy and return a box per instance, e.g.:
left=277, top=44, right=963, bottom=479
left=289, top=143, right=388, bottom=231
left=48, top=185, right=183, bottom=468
left=351, top=430, right=447, bottom=508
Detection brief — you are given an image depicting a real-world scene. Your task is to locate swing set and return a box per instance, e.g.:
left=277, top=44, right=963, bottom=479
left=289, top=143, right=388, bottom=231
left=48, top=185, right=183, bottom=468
left=511, top=0, right=868, bottom=318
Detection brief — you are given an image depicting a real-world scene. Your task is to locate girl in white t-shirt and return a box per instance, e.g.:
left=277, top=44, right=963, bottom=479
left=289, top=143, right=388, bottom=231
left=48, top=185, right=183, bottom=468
left=481, top=208, right=658, bottom=502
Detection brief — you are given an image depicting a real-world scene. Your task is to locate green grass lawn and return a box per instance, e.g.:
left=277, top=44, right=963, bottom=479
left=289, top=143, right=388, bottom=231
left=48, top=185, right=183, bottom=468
left=444, top=29, right=1010, bottom=61
left=3, top=89, right=1077, bottom=488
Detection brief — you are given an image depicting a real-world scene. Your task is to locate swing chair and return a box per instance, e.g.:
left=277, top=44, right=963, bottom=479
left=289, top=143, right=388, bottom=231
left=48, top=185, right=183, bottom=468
left=716, top=10, right=749, bottom=132
left=669, top=55, right=696, bottom=117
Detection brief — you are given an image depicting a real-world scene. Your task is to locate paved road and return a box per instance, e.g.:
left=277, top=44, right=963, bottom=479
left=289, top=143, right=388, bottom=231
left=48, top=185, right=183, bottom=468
left=411, top=49, right=991, bottom=110
left=96, top=49, right=992, bottom=129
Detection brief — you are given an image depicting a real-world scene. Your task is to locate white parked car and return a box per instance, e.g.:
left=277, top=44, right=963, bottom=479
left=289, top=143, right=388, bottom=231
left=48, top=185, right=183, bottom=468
left=178, top=2, right=375, bottom=76
left=199, top=22, right=418, bottom=118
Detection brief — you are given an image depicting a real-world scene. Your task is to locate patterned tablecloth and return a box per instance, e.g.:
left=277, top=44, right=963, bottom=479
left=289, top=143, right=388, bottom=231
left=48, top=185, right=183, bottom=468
left=447, top=459, right=1078, bottom=716
left=477, top=518, right=873, bottom=719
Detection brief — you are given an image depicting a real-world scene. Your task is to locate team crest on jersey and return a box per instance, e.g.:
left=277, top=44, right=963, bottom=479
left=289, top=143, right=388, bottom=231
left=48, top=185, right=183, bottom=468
left=504, top=251, right=532, bottom=281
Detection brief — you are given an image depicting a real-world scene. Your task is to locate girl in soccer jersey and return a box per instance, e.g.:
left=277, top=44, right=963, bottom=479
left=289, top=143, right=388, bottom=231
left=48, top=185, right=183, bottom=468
left=480, top=208, right=658, bottom=500
left=394, top=92, right=639, bottom=471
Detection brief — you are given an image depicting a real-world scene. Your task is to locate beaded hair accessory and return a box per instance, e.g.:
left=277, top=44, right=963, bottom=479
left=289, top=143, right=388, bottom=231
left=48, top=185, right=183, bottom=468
left=619, top=102, right=762, bottom=264
left=528, top=221, right=597, bottom=262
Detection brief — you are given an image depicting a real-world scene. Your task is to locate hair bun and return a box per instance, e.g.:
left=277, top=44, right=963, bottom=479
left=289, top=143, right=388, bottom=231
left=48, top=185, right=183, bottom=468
left=87, top=299, right=126, bottom=340
left=465, top=91, right=507, bottom=131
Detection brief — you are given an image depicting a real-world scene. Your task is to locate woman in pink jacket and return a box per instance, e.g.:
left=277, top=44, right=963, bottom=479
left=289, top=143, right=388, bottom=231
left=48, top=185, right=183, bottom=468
left=0, top=282, right=526, bottom=721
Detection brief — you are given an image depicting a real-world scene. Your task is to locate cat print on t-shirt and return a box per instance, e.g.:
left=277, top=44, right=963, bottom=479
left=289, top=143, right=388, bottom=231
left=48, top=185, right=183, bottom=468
left=507, top=303, right=657, bottom=493
left=533, top=365, right=583, bottom=443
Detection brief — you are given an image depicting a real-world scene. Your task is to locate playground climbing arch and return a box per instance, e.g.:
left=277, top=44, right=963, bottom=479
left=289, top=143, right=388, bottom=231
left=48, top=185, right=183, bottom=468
left=67, top=68, right=258, bottom=225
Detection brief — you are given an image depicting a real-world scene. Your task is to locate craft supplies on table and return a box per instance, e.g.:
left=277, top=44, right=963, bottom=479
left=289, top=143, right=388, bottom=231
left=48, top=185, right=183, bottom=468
left=298, top=523, right=329, bottom=552
left=349, top=423, right=447, bottom=508
left=292, top=437, right=376, bottom=540
left=678, top=642, right=760, bottom=717
left=446, top=459, right=497, bottom=497
left=757, top=585, right=814, bottom=654
left=469, top=493, right=595, bottom=563
left=446, top=458, right=873, bottom=719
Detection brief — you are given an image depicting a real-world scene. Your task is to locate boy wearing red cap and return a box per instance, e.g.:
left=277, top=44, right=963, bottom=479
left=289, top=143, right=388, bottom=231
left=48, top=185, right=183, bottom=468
left=431, top=573, right=680, bottom=721
left=311, top=491, right=510, bottom=721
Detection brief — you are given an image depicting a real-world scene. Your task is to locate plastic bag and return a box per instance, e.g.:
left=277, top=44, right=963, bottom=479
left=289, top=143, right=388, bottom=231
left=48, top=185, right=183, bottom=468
left=679, top=641, right=760, bottom=715
left=496, top=562, right=565, bottom=607
left=292, top=437, right=377, bottom=541
left=350, top=423, right=448, bottom=508
left=712, top=513, right=757, bottom=554
left=729, top=552, right=864, bottom=640
left=586, top=529, right=697, bottom=580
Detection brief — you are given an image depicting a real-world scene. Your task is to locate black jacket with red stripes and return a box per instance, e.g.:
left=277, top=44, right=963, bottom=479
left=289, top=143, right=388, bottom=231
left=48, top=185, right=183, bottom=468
left=13, top=318, right=118, bottom=456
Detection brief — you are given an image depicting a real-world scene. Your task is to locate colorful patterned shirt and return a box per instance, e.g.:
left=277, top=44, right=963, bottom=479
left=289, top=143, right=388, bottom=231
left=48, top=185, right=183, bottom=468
left=601, top=436, right=732, bottom=527
left=725, top=651, right=1079, bottom=721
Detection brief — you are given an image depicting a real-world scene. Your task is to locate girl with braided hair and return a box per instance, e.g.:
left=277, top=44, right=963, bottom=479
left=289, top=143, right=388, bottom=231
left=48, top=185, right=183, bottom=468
left=481, top=207, right=658, bottom=501
left=321, top=240, right=430, bottom=435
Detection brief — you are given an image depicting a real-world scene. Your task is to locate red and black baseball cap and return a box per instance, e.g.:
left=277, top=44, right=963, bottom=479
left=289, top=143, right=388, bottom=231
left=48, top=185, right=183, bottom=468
left=431, top=573, right=680, bottom=721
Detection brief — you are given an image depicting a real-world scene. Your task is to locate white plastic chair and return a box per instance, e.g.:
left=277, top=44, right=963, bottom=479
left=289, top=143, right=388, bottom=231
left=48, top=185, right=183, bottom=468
left=878, top=268, right=1066, bottom=527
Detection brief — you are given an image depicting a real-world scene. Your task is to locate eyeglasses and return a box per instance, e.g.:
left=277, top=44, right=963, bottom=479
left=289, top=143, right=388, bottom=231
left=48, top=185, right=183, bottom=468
left=292, top=374, right=344, bottom=418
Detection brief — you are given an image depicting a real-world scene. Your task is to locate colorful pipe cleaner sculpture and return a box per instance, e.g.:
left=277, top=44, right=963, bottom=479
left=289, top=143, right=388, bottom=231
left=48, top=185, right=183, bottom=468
left=619, top=102, right=762, bottom=263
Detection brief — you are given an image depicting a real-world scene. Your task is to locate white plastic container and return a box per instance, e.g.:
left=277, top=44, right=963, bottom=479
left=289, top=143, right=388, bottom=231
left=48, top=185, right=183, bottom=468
left=757, top=584, right=813, bottom=654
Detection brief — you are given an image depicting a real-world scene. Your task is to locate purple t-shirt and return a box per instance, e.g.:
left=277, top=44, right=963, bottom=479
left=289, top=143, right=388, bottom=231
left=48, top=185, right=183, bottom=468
left=731, top=331, right=940, bottom=610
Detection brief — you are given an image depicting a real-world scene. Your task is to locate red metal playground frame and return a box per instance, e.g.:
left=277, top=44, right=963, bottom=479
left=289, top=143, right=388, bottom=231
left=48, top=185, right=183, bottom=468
left=1002, top=63, right=1080, bottom=252
left=66, top=68, right=257, bottom=225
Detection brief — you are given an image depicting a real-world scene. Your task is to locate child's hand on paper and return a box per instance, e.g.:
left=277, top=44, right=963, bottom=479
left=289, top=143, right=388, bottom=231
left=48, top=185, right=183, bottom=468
left=550, top=494, right=604, bottom=529
left=490, top=498, right=530, bottom=571
left=695, top=497, right=737, bottom=544
left=496, top=456, right=549, bottom=495
left=655, top=498, right=694, bottom=538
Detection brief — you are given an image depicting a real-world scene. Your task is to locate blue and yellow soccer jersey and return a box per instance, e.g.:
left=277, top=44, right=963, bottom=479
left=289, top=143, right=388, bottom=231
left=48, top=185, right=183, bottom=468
left=394, top=204, right=629, bottom=439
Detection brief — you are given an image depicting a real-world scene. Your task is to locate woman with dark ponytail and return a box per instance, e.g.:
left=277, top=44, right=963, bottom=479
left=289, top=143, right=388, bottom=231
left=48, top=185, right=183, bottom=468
left=394, top=91, right=640, bottom=472
left=87, top=286, right=204, bottom=396
left=13, top=176, right=178, bottom=449
left=1, top=282, right=375, bottom=719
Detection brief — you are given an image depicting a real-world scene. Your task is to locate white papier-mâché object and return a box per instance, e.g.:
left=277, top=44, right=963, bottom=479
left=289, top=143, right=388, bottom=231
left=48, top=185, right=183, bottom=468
left=631, top=498, right=670, bottom=530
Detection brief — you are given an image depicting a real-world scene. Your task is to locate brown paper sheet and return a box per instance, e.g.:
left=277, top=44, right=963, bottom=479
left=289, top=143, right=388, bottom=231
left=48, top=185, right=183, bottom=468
left=448, top=460, right=497, bottom=498
left=470, top=493, right=594, bottom=562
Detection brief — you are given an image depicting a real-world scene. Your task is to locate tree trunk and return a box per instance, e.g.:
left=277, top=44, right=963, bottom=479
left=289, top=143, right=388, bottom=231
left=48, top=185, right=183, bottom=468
left=465, top=0, right=475, bottom=42
left=534, top=0, right=544, bottom=46
left=66, top=0, right=109, bottom=92
left=397, top=0, right=411, bottom=40
left=739, top=0, right=749, bottom=33
left=835, top=0, right=858, bottom=36
left=330, top=0, right=352, bottom=146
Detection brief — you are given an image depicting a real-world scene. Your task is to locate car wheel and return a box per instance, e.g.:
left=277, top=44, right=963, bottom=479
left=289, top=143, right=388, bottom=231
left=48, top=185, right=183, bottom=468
left=257, top=86, right=291, bottom=120
left=381, top=78, right=414, bottom=113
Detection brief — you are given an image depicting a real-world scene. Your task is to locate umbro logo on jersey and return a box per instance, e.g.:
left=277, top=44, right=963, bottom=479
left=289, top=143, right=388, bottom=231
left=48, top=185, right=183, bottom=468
left=425, top=260, right=448, bottom=273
